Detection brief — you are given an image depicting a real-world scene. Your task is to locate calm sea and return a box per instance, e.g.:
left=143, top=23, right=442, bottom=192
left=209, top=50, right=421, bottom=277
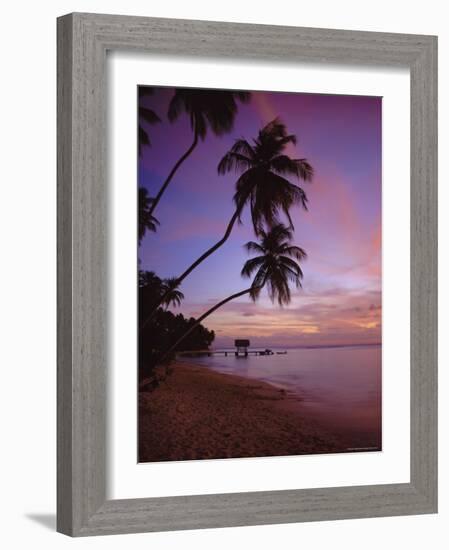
left=182, top=345, right=382, bottom=449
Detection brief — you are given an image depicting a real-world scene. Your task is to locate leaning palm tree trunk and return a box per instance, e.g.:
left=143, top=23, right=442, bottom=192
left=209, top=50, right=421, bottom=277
left=148, top=131, right=198, bottom=217
left=172, top=208, right=240, bottom=286
left=140, top=207, right=242, bottom=331
left=160, top=287, right=253, bottom=364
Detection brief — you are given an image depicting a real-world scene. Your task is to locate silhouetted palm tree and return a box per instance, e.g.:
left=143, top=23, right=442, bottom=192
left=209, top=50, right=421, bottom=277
left=241, top=224, right=306, bottom=305
left=146, top=119, right=312, bottom=314
left=139, top=87, right=161, bottom=155
left=162, top=224, right=305, bottom=356
left=218, top=117, right=313, bottom=235
left=139, top=272, right=185, bottom=330
left=139, top=187, right=159, bottom=244
left=161, top=277, right=185, bottom=309
left=139, top=270, right=164, bottom=319
left=147, top=88, right=251, bottom=216
left=139, top=270, right=162, bottom=289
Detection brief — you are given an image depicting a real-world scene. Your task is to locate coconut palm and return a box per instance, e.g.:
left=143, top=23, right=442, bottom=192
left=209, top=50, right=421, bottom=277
left=162, top=224, right=305, bottom=357
left=139, top=273, right=185, bottom=331
left=139, top=270, right=164, bottom=328
left=139, top=87, right=161, bottom=155
left=139, top=187, right=159, bottom=244
left=146, top=118, right=312, bottom=315
left=147, top=88, right=251, bottom=217
left=160, top=277, right=185, bottom=309
left=218, top=117, right=313, bottom=235
left=241, top=224, right=306, bottom=305
left=139, top=270, right=162, bottom=289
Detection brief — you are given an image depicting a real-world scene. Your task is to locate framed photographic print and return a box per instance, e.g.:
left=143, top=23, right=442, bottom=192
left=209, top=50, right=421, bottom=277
left=57, top=13, right=437, bottom=536
left=137, top=86, right=382, bottom=462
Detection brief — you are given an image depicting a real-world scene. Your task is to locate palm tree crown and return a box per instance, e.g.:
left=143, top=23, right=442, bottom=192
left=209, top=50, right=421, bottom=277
left=242, top=224, right=306, bottom=306
left=218, top=118, right=313, bottom=235
left=161, top=277, right=185, bottom=309
left=139, top=270, right=161, bottom=289
left=160, top=224, right=306, bottom=359
left=146, top=89, right=251, bottom=219
left=139, top=271, right=185, bottom=330
left=139, top=187, right=159, bottom=243
left=168, top=88, right=251, bottom=140
left=143, top=120, right=313, bottom=318
left=138, top=87, right=161, bottom=155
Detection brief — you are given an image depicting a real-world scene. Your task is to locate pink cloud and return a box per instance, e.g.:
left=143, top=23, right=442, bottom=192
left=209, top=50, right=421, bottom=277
left=177, top=287, right=381, bottom=348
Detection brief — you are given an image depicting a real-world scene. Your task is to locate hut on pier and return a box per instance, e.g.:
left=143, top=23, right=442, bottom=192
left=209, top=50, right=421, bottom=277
left=234, top=339, right=250, bottom=357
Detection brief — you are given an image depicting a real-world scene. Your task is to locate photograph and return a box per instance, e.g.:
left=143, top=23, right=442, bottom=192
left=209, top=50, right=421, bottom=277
left=0, top=2, right=439, bottom=543
left=137, top=85, right=382, bottom=463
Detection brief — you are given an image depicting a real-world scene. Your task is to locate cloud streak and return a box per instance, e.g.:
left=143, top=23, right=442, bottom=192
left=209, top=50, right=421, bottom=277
left=182, top=287, right=381, bottom=347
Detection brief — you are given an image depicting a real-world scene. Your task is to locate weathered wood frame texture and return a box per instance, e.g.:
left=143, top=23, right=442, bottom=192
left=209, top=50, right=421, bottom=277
left=57, top=12, right=438, bottom=536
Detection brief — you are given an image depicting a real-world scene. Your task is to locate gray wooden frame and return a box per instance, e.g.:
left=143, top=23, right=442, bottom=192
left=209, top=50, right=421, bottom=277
left=57, top=12, right=438, bottom=537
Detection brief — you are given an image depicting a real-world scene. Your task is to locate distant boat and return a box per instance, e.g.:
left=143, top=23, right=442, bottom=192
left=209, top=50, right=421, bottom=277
left=276, top=351, right=288, bottom=355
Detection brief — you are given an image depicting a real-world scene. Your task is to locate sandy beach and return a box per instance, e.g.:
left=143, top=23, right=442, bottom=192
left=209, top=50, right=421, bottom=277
left=139, top=361, right=342, bottom=462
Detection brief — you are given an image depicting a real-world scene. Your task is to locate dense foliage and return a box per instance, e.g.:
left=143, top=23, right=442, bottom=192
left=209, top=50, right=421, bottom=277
left=139, top=271, right=215, bottom=380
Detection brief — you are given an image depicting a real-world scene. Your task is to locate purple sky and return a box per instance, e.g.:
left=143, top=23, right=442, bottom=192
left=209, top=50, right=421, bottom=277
left=139, top=87, right=381, bottom=348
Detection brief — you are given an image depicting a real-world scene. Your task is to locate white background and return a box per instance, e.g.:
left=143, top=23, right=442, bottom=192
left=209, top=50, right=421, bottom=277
left=0, top=1, right=445, bottom=549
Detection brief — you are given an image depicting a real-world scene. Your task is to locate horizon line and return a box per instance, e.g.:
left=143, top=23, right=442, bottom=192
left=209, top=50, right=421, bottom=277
left=210, top=342, right=382, bottom=351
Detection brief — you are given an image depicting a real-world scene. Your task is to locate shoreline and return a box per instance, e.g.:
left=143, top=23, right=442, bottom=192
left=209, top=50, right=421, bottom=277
left=139, top=361, right=344, bottom=463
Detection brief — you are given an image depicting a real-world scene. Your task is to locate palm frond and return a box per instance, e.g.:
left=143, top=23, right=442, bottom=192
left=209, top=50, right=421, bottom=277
left=279, top=245, right=307, bottom=261
left=241, top=255, right=265, bottom=278
left=230, top=138, right=256, bottom=159
left=139, top=126, right=149, bottom=150
left=139, top=107, right=161, bottom=125
left=240, top=223, right=307, bottom=307
left=249, top=284, right=262, bottom=302
left=167, top=91, right=184, bottom=122
left=234, top=91, right=252, bottom=103
left=138, top=87, right=155, bottom=99
left=168, top=89, right=251, bottom=139
left=139, top=187, right=159, bottom=242
left=294, top=158, right=314, bottom=181
left=244, top=241, right=265, bottom=254
left=138, top=90, right=161, bottom=153
left=270, top=155, right=314, bottom=182
left=161, top=277, right=185, bottom=308
left=251, top=266, right=269, bottom=290
left=217, top=151, right=253, bottom=175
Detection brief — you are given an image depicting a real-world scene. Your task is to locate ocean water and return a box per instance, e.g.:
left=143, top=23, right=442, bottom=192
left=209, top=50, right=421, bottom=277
left=182, top=345, right=382, bottom=448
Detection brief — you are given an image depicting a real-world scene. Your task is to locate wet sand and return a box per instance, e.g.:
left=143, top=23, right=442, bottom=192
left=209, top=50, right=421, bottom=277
left=139, top=361, right=342, bottom=462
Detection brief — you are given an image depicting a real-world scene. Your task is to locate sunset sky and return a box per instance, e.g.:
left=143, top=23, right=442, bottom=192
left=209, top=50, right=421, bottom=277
left=138, top=88, right=382, bottom=348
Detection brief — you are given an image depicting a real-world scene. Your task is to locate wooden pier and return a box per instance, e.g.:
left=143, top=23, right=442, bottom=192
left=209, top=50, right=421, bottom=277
left=177, top=349, right=278, bottom=357
left=178, top=339, right=287, bottom=358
